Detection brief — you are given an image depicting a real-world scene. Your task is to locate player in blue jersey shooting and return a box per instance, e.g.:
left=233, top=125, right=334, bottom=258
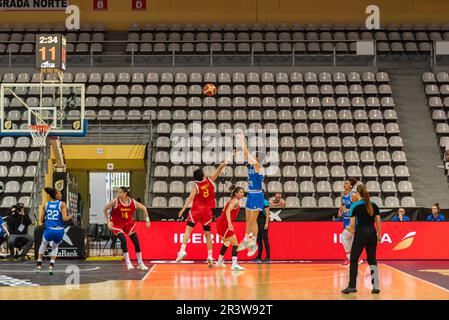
left=235, top=132, right=265, bottom=257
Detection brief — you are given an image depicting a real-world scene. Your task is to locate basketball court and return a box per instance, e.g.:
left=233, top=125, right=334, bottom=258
left=3, top=1, right=449, bottom=312
left=1, top=260, right=449, bottom=300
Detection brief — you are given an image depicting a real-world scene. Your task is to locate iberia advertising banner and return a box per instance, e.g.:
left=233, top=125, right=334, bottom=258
left=129, top=222, right=449, bottom=260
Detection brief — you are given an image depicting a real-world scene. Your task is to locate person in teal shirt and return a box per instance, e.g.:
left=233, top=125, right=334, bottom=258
left=253, top=199, right=270, bottom=263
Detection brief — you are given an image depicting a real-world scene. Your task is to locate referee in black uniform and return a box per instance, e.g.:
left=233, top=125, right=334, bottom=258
left=341, top=183, right=381, bottom=294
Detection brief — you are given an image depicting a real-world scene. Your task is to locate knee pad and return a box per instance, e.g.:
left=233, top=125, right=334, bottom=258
left=38, top=238, right=49, bottom=255
left=117, top=233, right=128, bottom=253
left=129, top=232, right=141, bottom=252
left=203, top=225, right=211, bottom=232
left=50, top=242, right=59, bottom=257
left=220, top=244, right=228, bottom=256
left=232, top=246, right=238, bottom=257
left=187, top=221, right=195, bottom=228
left=341, top=230, right=354, bottom=253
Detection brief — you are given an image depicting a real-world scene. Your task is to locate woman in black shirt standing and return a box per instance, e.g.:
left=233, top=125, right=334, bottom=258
left=341, top=184, right=382, bottom=294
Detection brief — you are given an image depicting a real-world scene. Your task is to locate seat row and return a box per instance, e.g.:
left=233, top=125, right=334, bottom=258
left=0, top=71, right=390, bottom=85
left=0, top=196, right=31, bottom=208
left=424, top=73, right=449, bottom=151
left=0, top=166, right=38, bottom=178
left=0, top=136, right=36, bottom=148
left=153, top=164, right=409, bottom=178
left=0, top=180, right=35, bottom=194
left=151, top=179, right=412, bottom=194
left=150, top=195, right=416, bottom=208
left=147, top=109, right=398, bottom=121
left=127, top=29, right=449, bottom=42
left=125, top=41, right=431, bottom=55
left=0, top=150, right=40, bottom=162
left=153, top=150, right=407, bottom=167
left=76, top=83, right=393, bottom=96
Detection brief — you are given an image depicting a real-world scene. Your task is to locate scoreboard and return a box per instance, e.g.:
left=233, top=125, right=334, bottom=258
left=35, top=34, right=67, bottom=72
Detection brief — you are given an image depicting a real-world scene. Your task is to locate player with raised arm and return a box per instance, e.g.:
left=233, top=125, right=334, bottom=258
left=35, top=187, right=72, bottom=275
left=103, top=187, right=151, bottom=271
left=215, top=186, right=245, bottom=271
left=235, top=132, right=264, bottom=257
left=176, top=151, right=235, bottom=267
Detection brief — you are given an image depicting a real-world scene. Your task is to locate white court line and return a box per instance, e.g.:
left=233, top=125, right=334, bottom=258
left=0, top=267, right=101, bottom=274
left=0, top=263, right=118, bottom=266
left=142, top=264, right=157, bottom=281
left=383, top=263, right=449, bottom=293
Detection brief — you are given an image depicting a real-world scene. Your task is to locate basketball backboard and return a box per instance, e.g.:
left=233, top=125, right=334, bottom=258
left=0, top=82, right=86, bottom=137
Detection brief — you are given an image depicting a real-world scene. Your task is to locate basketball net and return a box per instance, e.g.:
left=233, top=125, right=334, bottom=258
left=28, top=124, right=51, bottom=147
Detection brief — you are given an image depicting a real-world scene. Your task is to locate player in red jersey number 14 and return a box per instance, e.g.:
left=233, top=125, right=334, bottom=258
left=103, top=187, right=151, bottom=271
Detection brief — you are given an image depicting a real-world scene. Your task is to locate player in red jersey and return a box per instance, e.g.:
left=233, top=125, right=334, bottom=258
left=103, top=187, right=151, bottom=271
left=176, top=152, right=234, bottom=267
left=215, top=186, right=245, bottom=271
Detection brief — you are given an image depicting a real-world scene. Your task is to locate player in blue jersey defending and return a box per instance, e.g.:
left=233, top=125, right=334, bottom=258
left=235, top=132, right=265, bottom=257
left=35, top=187, right=72, bottom=275
left=338, top=177, right=362, bottom=266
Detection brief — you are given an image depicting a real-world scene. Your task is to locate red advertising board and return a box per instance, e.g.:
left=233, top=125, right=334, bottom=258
left=132, top=0, right=147, bottom=11
left=93, top=0, right=108, bottom=11
left=128, top=222, right=449, bottom=260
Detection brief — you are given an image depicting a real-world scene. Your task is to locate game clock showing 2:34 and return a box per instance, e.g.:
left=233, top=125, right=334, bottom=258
left=35, top=34, right=67, bottom=72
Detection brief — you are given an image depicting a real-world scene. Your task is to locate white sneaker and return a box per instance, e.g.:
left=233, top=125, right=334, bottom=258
left=237, top=240, right=250, bottom=252
left=176, top=250, right=187, bottom=262
left=215, top=261, right=226, bottom=268
left=207, top=257, right=214, bottom=268
left=137, top=263, right=149, bottom=271
left=126, top=264, right=135, bottom=271
left=231, top=264, right=245, bottom=271
left=247, top=244, right=258, bottom=257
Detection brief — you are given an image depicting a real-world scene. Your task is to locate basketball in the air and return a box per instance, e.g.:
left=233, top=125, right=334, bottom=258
left=203, top=83, right=217, bottom=96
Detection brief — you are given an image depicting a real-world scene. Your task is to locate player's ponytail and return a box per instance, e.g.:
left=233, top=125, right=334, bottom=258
left=119, top=186, right=131, bottom=198
left=229, top=185, right=244, bottom=197
left=347, top=177, right=358, bottom=188
left=357, top=184, right=373, bottom=216
left=44, top=187, right=57, bottom=200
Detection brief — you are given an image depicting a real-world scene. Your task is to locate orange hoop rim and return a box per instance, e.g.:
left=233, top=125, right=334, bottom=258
left=28, top=124, right=51, bottom=132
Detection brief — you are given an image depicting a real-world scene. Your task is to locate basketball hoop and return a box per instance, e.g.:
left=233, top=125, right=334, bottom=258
left=28, top=124, right=51, bottom=147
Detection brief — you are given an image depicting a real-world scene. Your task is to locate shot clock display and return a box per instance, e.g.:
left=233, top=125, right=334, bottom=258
left=35, top=34, right=67, bottom=72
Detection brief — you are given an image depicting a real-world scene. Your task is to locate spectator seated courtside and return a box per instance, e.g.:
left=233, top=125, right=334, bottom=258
left=426, top=203, right=446, bottom=222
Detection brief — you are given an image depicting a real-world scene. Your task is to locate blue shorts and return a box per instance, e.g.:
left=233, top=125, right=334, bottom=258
left=246, top=192, right=265, bottom=211
left=43, top=228, right=64, bottom=244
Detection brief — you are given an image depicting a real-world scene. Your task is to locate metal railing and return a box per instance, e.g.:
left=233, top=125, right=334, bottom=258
left=28, top=143, right=48, bottom=222
left=0, top=39, right=378, bottom=68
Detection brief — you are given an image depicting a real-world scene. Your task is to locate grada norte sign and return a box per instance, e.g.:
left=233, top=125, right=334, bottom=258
left=0, top=0, right=69, bottom=10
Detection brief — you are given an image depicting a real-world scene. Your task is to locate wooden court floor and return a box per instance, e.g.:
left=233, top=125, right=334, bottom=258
left=1, top=262, right=449, bottom=300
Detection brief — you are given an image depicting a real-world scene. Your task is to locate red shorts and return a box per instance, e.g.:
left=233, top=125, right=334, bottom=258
left=112, top=220, right=136, bottom=236
left=216, top=218, right=235, bottom=239
left=187, top=206, right=213, bottom=226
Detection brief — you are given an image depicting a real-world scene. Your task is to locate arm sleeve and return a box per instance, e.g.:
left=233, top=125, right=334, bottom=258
left=373, top=203, right=380, bottom=216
